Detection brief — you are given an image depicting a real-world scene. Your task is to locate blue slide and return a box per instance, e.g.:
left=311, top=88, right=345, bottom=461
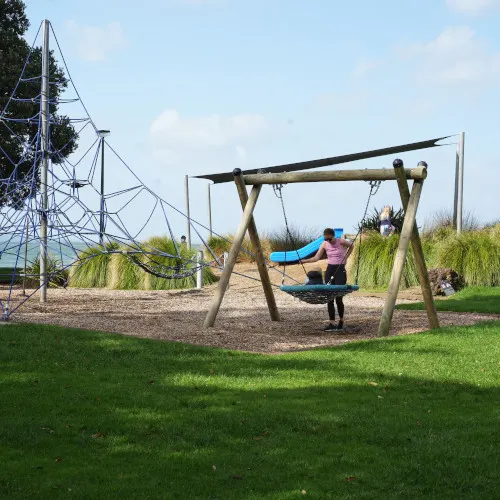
left=270, top=228, right=343, bottom=264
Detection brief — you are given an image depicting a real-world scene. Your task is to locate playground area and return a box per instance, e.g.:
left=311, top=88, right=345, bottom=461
left=5, top=261, right=498, bottom=353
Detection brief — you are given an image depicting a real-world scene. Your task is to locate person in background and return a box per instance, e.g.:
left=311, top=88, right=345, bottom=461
left=300, top=228, right=353, bottom=332
left=180, top=235, right=187, bottom=246
left=379, top=205, right=395, bottom=237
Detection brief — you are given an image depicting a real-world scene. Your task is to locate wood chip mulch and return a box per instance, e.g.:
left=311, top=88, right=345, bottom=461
left=3, top=263, right=498, bottom=354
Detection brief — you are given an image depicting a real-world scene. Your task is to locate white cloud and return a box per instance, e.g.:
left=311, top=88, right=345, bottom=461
left=65, top=20, right=127, bottom=61
left=315, top=89, right=372, bottom=113
left=353, top=58, right=382, bottom=78
left=397, top=26, right=500, bottom=84
left=150, top=109, right=267, bottom=148
left=446, top=0, right=500, bottom=15
left=149, top=109, right=267, bottom=165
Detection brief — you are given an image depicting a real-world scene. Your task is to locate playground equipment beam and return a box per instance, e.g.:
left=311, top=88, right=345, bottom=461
left=393, top=160, right=439, bottom=330
left=203, top=161, right=438, bottom=334
left=378, top=178, right=424, bottom=337
left=195, top=135, right=450, bottom=184
left=233, top=170, right=280, bottom=323
left=240, top=167, right=427, bottom=186
left=203, top=182, right=263, bottom=328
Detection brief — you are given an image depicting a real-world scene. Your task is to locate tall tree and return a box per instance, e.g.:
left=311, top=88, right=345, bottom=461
left=0, top=0, right=78, bottom=206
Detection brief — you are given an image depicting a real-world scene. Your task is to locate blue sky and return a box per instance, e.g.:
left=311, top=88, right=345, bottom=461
left=23, top=0, right=500, bottom=242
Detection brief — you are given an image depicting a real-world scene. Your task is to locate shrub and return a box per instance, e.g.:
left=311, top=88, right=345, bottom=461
left=205, top=234, right=255, bottom=264
left=432, top=229, right=500, bottom=287
left=69, top=242, right=119, bottom=288
left=421, top=209, right=480, bottom=237
left=69, top=237, right=217, bottom=290
left=346, top=232, right=419, bottom=289
left=266, top=225, right=320, bottom=253
left=207, top=235, right=232, bottom=258
left=142, top=236, right=217, bottom=290
left=27, top=255, right=69, bottom=288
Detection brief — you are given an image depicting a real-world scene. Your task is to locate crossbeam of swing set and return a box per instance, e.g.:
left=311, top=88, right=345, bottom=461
left=239, top=167, right=427, bottom=185
left=203, top=161, right=440, bottom=338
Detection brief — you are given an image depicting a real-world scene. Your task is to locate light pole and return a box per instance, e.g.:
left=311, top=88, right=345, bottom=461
left=97, top=129, right=110, bottom=245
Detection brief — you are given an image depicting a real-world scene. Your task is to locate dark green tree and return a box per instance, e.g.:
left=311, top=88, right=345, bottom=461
left=0, top=0, right=78, bottom=206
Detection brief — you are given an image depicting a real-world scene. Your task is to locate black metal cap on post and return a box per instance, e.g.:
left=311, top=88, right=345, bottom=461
left=418, top=161, right=428, bottom=168
left=233, top=168, right=242, bottom=176
left=393, top=159, right=404, bottom=168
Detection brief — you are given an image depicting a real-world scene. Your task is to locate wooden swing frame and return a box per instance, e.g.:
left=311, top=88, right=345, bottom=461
left=203, top=159, right=440, bottom=337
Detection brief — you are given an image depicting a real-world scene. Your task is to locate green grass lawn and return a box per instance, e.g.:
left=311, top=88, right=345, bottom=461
left=1, top=322, right=499, bottom=499
left=396, top=286, right=500, bottom=314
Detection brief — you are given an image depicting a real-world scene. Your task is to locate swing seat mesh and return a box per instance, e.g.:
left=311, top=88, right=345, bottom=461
left=280, top=284, right=360, bottom=304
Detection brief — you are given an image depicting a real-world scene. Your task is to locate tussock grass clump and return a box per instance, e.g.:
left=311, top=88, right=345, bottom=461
left=266, top=225, right=320, bottom=253
left=144, top=236, right=217, bottom=290
left=422, top=209, right=480, bottom=237
left=207, top=235, right=232, bottom=257
left=347, top=233, right=419, bottom=289
left=485, top=222, right=500, bottom=241
left=206, top=234, right=260, bottom=263
left=69, top=237, right=217, bottom=290
left=108, top=252, right=145, bottom=290
left=432, top=229, right=500, bottom=286
left=69, top=242, right=119, bottom=288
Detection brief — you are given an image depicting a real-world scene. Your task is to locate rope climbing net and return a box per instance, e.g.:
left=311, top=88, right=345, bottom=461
left=0, top=22, right=234, bottom=319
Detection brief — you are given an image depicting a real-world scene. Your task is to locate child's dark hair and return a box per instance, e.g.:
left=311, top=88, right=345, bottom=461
left=323, top=228, right=335, bottom=236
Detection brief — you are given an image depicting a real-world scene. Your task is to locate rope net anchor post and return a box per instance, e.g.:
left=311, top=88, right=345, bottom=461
left=196, top=250, right=204, bottom=290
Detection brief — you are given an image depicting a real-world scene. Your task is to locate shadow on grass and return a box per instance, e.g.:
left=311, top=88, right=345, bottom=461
left=0, top=323, right=499, bottom=499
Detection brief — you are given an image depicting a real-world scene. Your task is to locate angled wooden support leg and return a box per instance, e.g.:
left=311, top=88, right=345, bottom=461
left=378, top=179, right=424, bottom=337
left=203, top=179, right=263, bottom=328
left=393, top=159, right=439, bottom=330
left=234, top=172, right=280, bottom=322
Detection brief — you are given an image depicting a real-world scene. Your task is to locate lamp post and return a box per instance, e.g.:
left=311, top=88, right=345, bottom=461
left=97, top=129, right=110, bottom=245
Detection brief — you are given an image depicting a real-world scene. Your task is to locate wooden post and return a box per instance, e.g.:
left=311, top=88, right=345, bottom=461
left=223, top=252, right=229, bottom=290
left=203, top=180, right=263, bottom=328
left=393, top=160, right=439, bottom=330
left=377, top=179, right=424, bottom=337
left=234, top=171, right=280, bottom=322
left=241, top=166, right=427, bottom=185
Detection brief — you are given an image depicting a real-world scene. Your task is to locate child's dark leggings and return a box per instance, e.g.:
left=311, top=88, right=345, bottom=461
left=325, top=264, right=346, bottom=321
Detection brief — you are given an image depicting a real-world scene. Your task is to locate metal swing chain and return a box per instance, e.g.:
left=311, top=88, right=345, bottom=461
left=314, top=179, right=382, bottom=286
left=273, top=183, right=308, bottom=284
left=274, top=179, right=381, bottom=287
left=355, top=180, right=382, bottom=285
